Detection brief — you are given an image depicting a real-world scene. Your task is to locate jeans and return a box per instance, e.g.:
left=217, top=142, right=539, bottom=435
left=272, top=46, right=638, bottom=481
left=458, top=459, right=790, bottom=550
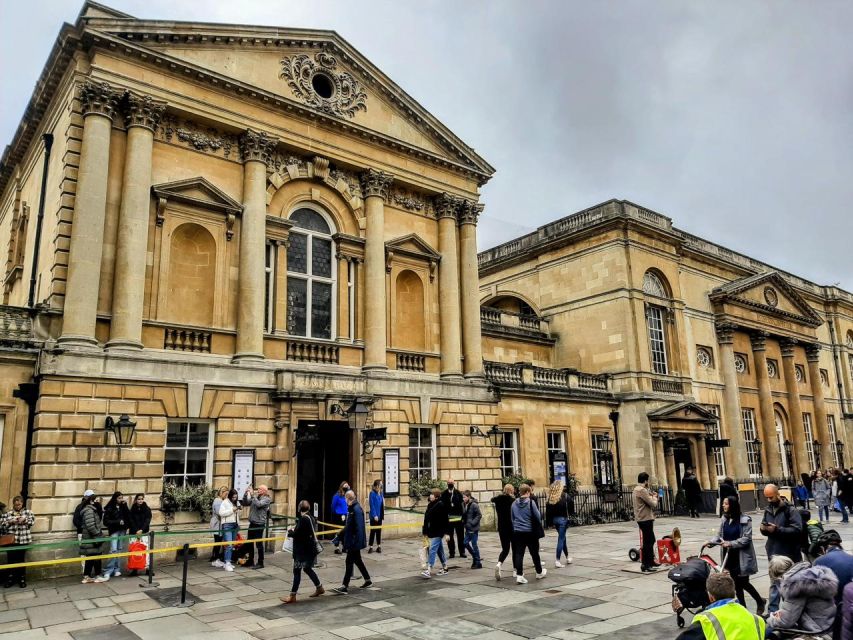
left=768, top=582, right=781, bottom=613
left=104, top=532, right=124, bottom=576
left=511, top=531, right=542, bottom=576
left=222, top=523, right=238, bottom=564
left=497, top=528, right=513, bottom=564
left=819, top=505, right=830, bottom=522
left=291, top=565, right=320, bottom=593
left=638, top=519, right=656, bottom=568
left=245, top=522, right=265, bottom=566
left=342, top=549, right=370, bottom=586
left=553, top=516, right=568, bottom=561
left=428, top=536, right=447, bottom=568
left=464, top=531, right=480, bottom=563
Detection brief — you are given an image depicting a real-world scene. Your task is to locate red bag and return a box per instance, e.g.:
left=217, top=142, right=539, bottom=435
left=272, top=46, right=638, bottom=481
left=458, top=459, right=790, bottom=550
left=657, top=538, right=681, bottom=565
left=127, top=539, right=148, bottom=571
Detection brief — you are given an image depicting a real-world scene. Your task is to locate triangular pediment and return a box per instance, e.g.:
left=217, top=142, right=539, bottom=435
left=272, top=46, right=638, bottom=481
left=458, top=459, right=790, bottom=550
left=709, top=271, right=822, bottom=328
left=385, top=234, right=441, bottom=261
left=151, top=177, right=243, bottom=215
left=648, top=401, right=717, bottom=423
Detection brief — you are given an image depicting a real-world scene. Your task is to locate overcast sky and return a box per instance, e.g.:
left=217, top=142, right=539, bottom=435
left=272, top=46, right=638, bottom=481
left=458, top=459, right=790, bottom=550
left=2, top=1, right=851, bottom=288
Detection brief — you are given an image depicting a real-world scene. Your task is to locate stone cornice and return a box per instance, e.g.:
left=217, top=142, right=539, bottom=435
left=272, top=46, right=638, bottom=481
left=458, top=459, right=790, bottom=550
left=124, top=92, right=166, bottom=131
left=79, top=80, right=122, bottom=119
left=360, top=169, right=394, bottom=200
left=239, top=129, right=279, bottom=165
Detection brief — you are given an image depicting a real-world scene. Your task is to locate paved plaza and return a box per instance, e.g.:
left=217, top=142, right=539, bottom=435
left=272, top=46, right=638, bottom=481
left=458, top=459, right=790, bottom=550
left=2, top=514, right=852, bottom=640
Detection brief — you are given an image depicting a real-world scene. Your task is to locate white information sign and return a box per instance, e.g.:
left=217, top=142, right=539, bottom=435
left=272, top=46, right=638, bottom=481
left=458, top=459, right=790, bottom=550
left=232, top=449, right=255, bottom=497
left=384, top=448, right=400, bottom=496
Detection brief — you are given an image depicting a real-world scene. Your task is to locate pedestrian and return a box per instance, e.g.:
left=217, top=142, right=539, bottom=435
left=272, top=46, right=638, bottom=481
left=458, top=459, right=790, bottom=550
left=461, top=490, right=482, bottom=569
left=794, top=480, right=810, bottom=509
left=718, top=476, right=737, bottom=517
left=842, top=581, right=853, bottom=640
left=368, top=479, right=384, bottom=554
left=841, top=469, right=853, bottom=521
left=101, top=491, right=131, bottom=580
left=682, top=467, right=702, bottom=518
left=814, top=471, right=832, bottom=523
left=218, top=488, right=241, bottom=572
left=241, top=484, right=271, bottom=569
left=545, top=480, right=573, bottom=568
left=812, top=530, right=853, bottom=605
left=129, top=494, right=152, bottom=535
left=210, top=486, right=228, bottom=567
left=331, top=481, right=350, bottom=555
left=767, top=555, right=794, bottom=614
left=511, top=483, right=546, bottom=584
left=1, top=497, right=34, bottom=589
left=281, top=500, right=325, bottom=603
left=831, top=471, right=849, bottom=524
left=492, top=484, right=515, bottom=581
left=332, top=491, right=371, bottom=593
left=421, top=488, right=449, bottom=578
left=760, top=484, right=803, bottom=562
left=79, top=493, right=108, bottom=584
left=766, top=561, right=838, bottom=636
left=441, top=479, right=465, bottom=558
left=73, top=490, right=94, bottom=536
left=633, top=472, right=659, bottom=572
left=675, top=572, right=765, bottom=640
left=713, top=496, right=766, bottom=614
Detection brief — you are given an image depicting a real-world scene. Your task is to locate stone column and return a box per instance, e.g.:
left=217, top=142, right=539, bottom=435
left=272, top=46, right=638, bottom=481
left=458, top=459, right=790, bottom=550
left=234, top=129, right=277, bottom=363
left=781, top=338, right=810, bottom=475
left=716, top=323, right=749, bottom=478
left=694, top=436, right=711, bottom=489
left=360, top=169, right=394, bottom=371
left=458, top=199, right=484, bottom=378
left=336, top=252, right=350, bottom=341
left=806, top=343, right=832, bottom=460
left=664, top=446, right=678, bottom=490
left=107, top=93, right=166, bottom=350
left=435, top=193, right=463, bottom=379
left=750, top=331, right=784, bottom=477
left=59, top=81, right=122, bottom=348
left=653, top=434, right=667, bottom=486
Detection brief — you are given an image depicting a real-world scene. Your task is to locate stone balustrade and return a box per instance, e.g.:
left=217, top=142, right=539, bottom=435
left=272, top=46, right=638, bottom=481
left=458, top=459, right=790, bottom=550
left=285, top=338, right=340, bottom=364
left=394, top=351, right=426, bottom=372
left=164, top=327, right=212, bottom=353
left=480, top=305, right=551, bottom=340
left=484, top=360, right=611, bottom=397
left=0, top=305, right=33, bottom=342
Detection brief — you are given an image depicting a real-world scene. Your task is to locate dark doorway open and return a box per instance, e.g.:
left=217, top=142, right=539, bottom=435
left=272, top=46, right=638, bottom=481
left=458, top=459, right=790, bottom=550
left=672, top=438, right=694, bottom=489
left=295, top=420, right=352, bottom=523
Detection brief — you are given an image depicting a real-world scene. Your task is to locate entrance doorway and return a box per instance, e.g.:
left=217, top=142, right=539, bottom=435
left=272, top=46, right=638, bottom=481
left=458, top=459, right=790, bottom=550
left=672, top=438, right=694, bottom=489
left=295, top=420, right=352, bottom=523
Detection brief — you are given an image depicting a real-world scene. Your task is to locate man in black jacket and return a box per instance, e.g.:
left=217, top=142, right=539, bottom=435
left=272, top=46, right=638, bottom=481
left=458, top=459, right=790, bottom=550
left=759, top=484, right=803, bottom=562
left=441, top=480, right=465, bottom=558
left=682, top=468, right=702, bottom=518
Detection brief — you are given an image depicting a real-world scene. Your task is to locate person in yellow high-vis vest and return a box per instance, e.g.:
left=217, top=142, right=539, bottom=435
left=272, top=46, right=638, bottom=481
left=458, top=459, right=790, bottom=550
left=677, top=572, right=765, bottom=640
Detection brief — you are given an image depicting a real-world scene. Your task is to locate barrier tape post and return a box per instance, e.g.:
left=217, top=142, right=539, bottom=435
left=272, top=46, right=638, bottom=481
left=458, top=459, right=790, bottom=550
left=178, top=543, right=194, bottom=607
left=142, top=530, right=158, bottom=588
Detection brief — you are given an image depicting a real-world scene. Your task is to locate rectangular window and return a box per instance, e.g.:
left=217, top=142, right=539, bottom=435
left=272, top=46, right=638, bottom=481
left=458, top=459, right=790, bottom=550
left=828, top=415, right=840, bottom=468
left=803, top=413, right=816, bottom=469
left=706, top=405, right=726, bottom=478
left=547, top=431, right=567, bottom=480
left=591, top=433, right=612, bottom=485
left=408, top=426, right=435, bottom=481
left=742, top=409, right=762, bottom=477
left=264, top=243, right=275, bottom=333
left=499, top=430, right=519, bottom=478
left=646, top=305, right=668, bottom=374
left=163, top=421, right=213, bottom=486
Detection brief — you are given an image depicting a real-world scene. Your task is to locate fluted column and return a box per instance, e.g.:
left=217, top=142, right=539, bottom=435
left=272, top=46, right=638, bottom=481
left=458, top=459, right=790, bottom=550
left=458, top=199, right=484, bottom=378
left=807, top=343, right=832, bottom=461
left=107, top=93, right=166, bottom=350
left=435, top=193, right=463, bottom=378
left=360, top=169, right=394, bottom=371
left=653, top=434, right=667, bottom=486
left=234, top=129, right=277, bottom=362
left=781, top=338, right=810, bottom=475
left=716, top=323, right=749, bottom=478
left=751, top=332, right=784, bottom=477
left=59, top=81, right=122, bottom=348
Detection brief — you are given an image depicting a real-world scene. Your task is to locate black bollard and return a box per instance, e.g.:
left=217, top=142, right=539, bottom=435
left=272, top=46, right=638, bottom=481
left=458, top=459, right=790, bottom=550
left=179, top=542, right=192, bottom=606
left=142, top=530, right=159, bottom=588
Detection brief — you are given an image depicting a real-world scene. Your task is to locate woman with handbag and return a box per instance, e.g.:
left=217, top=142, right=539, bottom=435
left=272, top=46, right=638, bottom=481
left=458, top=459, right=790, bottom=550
left=219, top=489, right=241, bottom=572
left=510, top=484, right=546, bottom=585
left=281, top=500, right=325, bottom=603
left=1, top=497, right=35, bottom=588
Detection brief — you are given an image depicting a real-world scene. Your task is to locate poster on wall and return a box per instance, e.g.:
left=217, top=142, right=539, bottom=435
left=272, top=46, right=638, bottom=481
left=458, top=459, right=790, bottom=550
left=232, top=449, right=255, bottom=498
left=383, top=448, right=400, bottom=497
left=551, top=451, right=567, bottom=484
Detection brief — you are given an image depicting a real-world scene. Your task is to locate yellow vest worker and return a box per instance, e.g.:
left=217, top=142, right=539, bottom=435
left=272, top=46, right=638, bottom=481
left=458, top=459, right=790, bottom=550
left=693, top=599, right=765, bottom=640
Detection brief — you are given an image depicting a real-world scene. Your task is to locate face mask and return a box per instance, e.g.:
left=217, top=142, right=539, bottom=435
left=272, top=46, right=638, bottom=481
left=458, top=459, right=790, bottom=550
left=448, top=484, right=454, bottom=490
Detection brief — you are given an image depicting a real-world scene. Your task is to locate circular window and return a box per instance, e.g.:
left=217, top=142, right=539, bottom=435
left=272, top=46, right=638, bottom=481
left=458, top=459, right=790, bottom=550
left=795, top=366, right=804, bottom=383
left=767, top=361, right=778, bottom=378
left=734, top=354, right=747, bottom=374
left=697, top=348, right=711, bottom=368
left=311, top=73, right=334, bottom=99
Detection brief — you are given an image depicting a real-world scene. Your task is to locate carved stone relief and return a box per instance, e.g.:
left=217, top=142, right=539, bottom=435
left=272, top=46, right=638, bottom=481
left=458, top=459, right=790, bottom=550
left=279, top=52, right=368, bottom=119
left=158, top=114, right=240, bottom=160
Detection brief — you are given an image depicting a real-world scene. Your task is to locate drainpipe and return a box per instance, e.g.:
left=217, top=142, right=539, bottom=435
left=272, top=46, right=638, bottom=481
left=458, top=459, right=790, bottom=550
left=827, top=315, right=850, bottom=416
left=27, top=133, right=53, bottom=308
left=13, top=381, right=39, bottom=503
left=609, top=408, right=623, bottom=488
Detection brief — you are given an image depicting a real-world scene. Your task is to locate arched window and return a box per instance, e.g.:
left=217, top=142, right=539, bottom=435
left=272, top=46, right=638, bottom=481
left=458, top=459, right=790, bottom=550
left=166, top=223, right=216, bottom=326
left=642, top=271, right=668, bottom=298
left=642, top=270, right=670, bottom=375
left=286, top=207, right=335, bottom=339
left=395, top=270, right=425, bottom=351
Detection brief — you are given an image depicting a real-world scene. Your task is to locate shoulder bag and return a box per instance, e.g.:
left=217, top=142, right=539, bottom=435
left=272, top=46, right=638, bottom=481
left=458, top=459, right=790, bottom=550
left=529, top=501, right=545, bottom=539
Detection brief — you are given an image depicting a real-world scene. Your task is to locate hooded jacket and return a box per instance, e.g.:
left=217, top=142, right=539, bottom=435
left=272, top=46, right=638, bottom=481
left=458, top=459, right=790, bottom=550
left=767, top=561, right=838, bottom=634
left=713, top=514, right=758, bottom=576
left=462, top=498, right=481, bottom=533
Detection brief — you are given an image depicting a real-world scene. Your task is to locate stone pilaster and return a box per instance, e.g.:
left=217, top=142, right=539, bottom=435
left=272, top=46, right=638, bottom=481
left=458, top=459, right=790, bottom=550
left=336, top=252, right=350, bottom=341
left=716, top=322, right=749, bottom=478
left=234, top=129, right=278, bottom=362
left=360, top=169, right=394, bottom=371
left=458, top=199, right=484, bottom=378
left=806, top=343, right=832, bottom=463
left=435, top=193, right=463, bottom=378
left=59, top=80, right=123, bottom=348
left=107, top=93, right=166, bottom=351
left=780, top=338, right=810, bottom=475
left=750, top=331, right=784, bottom=477
left=653, top=434, right=667, bottom=486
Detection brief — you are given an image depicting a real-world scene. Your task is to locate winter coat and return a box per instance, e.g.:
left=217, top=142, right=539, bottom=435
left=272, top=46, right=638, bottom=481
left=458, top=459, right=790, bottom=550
left=241, top=492, right=271, bottom=525
left=102, top=501, right=131, bottom=534
left=491, top=494, right=514, bottom=533
left=129, top=503, right=152, bottom=534
left=794, top=485, right=810, bottom=502
left=713, top=515, right=758, bottom=576
left=841, top=581, right=853, bottom=640
left=632, top=485, right=657, bottom=522
left=813, top=479, right=832, bottom=508
left=462, top=499, right=482, bottom=533
left=441, top=489, right=464, bottom=517
left=79, top=503, right=104, bottom=556
left=369, top=490, right=384, bottom=521
left=682, top=473, right=702, bottom=502
left=342, top=501, right=367, bottom=551
left=767, top=561, right=838, bottom=634
left=289, top=513, right=319, bottom=569
left=813, top=546, right=853, bottom=604
left=210, top=497, right=223, bottom=531
left=760, top=499, right=803, bottom=562
left=422, top=499, right=449, bottom=539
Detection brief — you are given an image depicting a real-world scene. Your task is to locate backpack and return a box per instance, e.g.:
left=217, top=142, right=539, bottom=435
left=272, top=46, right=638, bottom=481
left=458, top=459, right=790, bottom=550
left=72, top=502, right=85, bottom=531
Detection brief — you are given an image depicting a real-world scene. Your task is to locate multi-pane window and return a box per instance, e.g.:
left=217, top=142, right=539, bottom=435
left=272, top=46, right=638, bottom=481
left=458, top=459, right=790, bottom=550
left=547, top=431, right=567, bottom=480
left=591, top=433, right=612, bottom=485
left=499, top=431, right=519, bottom=478
left=803, top=413, right=816, bottom=470
left=646, top=305, right=668, bottom=374
left=828, top=415, right=840, bottom=468
left=706, top=405, right=726, bottom=478
left=264, top=242, right=276, bottom=333
left=164, top=421, right=212, bottom=486
left=286, top=208, right=335, bottom=339
left=742, top=409, right=762, bottom=477
left=408, top=426, right=435, bottom=481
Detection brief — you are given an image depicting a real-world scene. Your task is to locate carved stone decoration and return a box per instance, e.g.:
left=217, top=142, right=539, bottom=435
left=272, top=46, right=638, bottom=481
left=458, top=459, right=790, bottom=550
left=696, top=347, right=712, bottom=369
left=433, top=193, right=460, bottom=219
left=124, top=93, right=166, bottom=131
left=820, top=369, right=829, bottom=387
left=780, top=337, right=797, bottom=358
left=715, top=321, right=736, bottom=345
left=795, top=364, right=805, bottom=383
left=456, top=198, right=483, bottom=226
left=734, top=353, right=747, bottom=374
left=158, top=115, right=239, bottom=160
left=79, top=80, right=121, bottom=119
left=805, top=343, right=821, bottom=363
left=360, top=168, right=394, bottom=200
left=391, top=188, right=426, bottom=212
left=239, top=129, right=278, bottom=165
left=311, top=156, right=330, bottom=180
left=767, top=360, right=778, bottom=378
left=764, top=286, right=779, bottom=308
left=279, top=52, right=368, bottom=119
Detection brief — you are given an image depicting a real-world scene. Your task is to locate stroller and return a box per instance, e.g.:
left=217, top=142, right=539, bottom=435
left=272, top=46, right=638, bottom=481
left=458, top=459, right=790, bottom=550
left=668, top=542, right=727, bottom=628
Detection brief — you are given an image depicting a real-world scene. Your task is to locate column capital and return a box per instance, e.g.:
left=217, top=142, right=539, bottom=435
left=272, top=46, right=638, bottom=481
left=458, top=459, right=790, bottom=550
left=239, top=129, right=278, bottom=164
left=433, top=192, right=460, bottom=219
left=780, top=337, right=798, bottom=358
left=124, top=93, right=166, bottom=131
left=805, top=343, right=822, bottom=362
left=79, top=80, right=122, bottom=119
left=456, top=198, right=483, bottom=226
left=715, top=321, right=737, bottom=345
left=359, top=168, right=394, bottom=200
left=749, top=330, right=769, bottom=352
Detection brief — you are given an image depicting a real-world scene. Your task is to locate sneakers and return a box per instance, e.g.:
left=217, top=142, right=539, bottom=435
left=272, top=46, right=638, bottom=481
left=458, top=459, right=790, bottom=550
left=421, top=570, right=432, bottom=579
left=566, top=557, right=574, bottom=564
left=435, top=567, right=448, bottom=576
left=331, top=586, right=348, bottom=594
left=111, top=571, right=121, bottom=578
left=495, top=562, right=502, bottom=581
left=211, top=560, right=225, bottom=568
left=536, top=568, right=547, bottom=580
left=376, top=546, right=382, bottom=554
left=516, top=574, right=528, bottom=584
left=81, top=577, right=94, bottom=584
left=368, top=547, right=374, bottom=554
left=93, top=575, right=109, bottom=583
left=360, top=580, right=373, bottom=588
left=555, top=561, right=564, bottom=568
left=224, top=563, right=235, bottom=572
